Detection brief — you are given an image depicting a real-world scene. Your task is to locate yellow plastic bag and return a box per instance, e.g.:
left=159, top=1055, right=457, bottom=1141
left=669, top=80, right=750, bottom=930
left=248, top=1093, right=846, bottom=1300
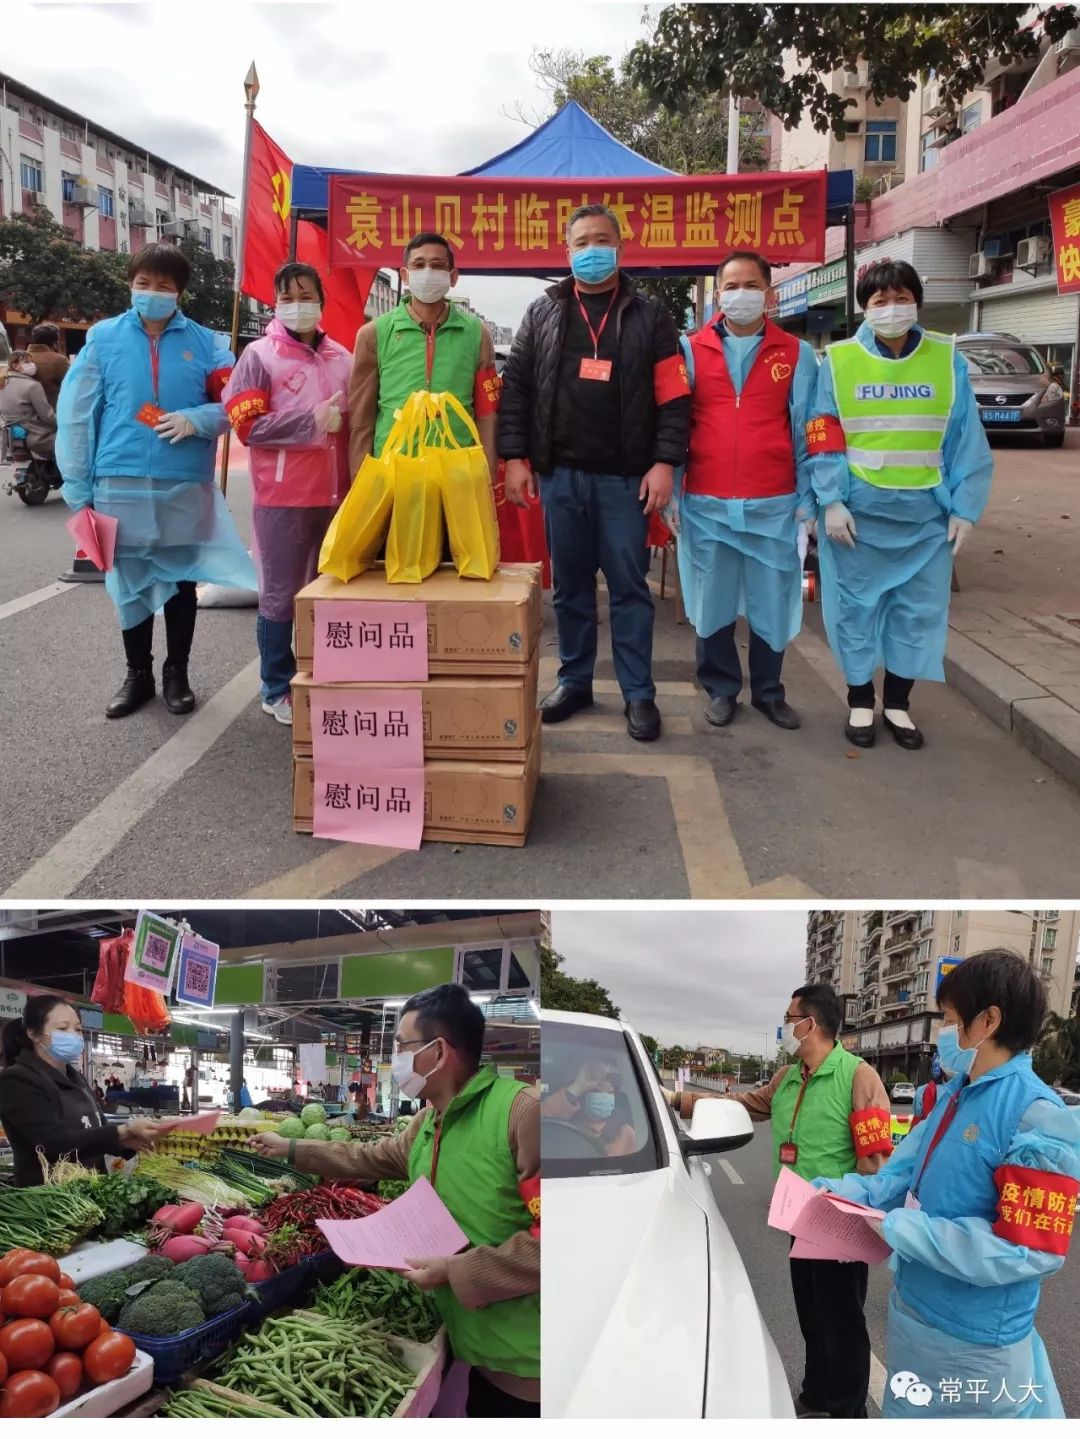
left=384, top=393, right=445, bottom=585
left=431, top=392, right=501, bottom=581
left=317, top=449, right=394, bottom=583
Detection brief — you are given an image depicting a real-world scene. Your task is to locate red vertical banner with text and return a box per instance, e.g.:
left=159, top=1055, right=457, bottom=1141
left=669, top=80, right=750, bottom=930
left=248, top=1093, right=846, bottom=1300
left=1049, top=182, right=1080, bottom=295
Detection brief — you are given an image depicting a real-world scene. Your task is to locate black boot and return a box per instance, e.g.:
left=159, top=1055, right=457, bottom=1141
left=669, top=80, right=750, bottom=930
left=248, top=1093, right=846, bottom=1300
left=106, top=667, right=156, bottom=719
left=162, top=660, right=195, bottom=715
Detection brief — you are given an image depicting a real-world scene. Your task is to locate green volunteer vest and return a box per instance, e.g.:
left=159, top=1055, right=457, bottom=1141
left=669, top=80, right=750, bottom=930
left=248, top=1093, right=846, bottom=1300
left=771, top=1043, right=862, bottom=1182
left=407, top=1067, right=539, bottom=1379
left=373, top=300, right=483, bottom=457
left=827, top=330, right=955, bottom=489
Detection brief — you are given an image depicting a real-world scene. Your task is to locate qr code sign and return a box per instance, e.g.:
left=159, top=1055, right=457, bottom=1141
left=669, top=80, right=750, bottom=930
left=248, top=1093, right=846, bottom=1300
left=186, top=959, right=212, bottom=1000
left=142, top=932, right=172, bottom=973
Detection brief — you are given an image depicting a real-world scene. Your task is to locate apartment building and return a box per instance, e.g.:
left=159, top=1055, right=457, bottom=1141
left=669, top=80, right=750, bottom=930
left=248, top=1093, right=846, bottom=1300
left=804, top=910, right=862, bottom=1029
left=364, top=271, right=396, bottom=320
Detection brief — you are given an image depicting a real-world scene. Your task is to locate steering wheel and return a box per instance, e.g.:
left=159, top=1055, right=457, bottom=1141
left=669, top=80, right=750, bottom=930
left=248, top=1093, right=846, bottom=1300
left=541, top=1117, right=607, bottom=1159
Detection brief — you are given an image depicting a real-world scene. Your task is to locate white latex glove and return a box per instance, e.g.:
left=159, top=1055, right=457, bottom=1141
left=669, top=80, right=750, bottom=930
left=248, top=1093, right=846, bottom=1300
left=797, top=521, right=810, bottom=565
left=155, top=412, right=197, bottom=444
left=661, top=496, right=681, bottom=538
left=315, top=390, right=345, bottom=436
left=948, top=516, right=973, bottom=556
left=803, top=518, right=818, bottom=540
left=825, top=500, right=858, bottom=547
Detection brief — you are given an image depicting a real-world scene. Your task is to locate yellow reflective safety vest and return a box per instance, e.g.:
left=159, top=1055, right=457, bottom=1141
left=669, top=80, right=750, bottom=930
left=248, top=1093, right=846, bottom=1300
left=827, top=330, right=955, bottom=489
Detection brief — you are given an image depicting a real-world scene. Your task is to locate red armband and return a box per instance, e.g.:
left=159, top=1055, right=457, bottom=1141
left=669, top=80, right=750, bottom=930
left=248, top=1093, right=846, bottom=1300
left=207, top=366, right=233, bottom=404
left=993, top=1163, right=1077, bottom=1256
left=518, top=1175, right=540, bottom=1238
left=654, top=352, right=691, bottom=406
left=805, top=414, right=846, bottom=455
left=850, top=1106, right=894, bottom=1159
left=474, top=365, right=502, bottom=418
left=226, top=387, right=271, bottom=442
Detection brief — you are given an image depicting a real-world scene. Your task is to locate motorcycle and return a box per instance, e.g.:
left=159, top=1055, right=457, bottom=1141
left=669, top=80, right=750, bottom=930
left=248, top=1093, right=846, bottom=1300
left=0, top=419, right=63, bottom=505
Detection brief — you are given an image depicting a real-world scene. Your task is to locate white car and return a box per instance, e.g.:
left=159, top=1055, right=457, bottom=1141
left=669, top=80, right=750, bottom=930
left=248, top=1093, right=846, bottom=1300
left=542, top=1009, right=794, bottom=1419
left=890, top=1081, right=916, bottom=1104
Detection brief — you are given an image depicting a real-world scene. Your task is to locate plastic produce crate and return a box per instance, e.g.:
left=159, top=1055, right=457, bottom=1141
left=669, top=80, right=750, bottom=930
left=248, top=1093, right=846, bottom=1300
left=50, top=1348, right=154, bottom=1418
left=250, top=1251, right=343, bottom=1315
left=116, top=1300, right=257, bottom=1386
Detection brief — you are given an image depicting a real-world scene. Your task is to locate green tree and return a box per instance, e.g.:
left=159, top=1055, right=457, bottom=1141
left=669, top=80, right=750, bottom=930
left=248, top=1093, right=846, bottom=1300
left=176, top=236, right=236, bottom=332
left=639, top=1033, right=661, bottom=1060
left=1033, top=1013, right=1080, bottom=1092
left=629, top=4, right=1079, bottom=140
left=0, top=207, right=99, bottom=327
left=539, top=944, right=621, bottom=1018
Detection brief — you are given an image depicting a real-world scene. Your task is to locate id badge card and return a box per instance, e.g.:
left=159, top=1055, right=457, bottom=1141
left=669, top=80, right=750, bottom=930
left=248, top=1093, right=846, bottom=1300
left=904, top=1190, right=922, bottom=1211
left=779, top=1141, right=798, bottom=1166
left=137, top=403, right=166, bottom=428
left=579, top=356, right=613, bottom=382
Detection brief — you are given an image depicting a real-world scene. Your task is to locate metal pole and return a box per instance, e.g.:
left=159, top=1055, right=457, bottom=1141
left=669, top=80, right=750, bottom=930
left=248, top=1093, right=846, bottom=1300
left=219, top=62, right=260, bottom=499
left=229, top=1010, right=245, bottom=1116
left=844, top=207, right=857, bottom=338
left=191, top=1046, right=200, bottom=1114
left=727, top=91, right=740, bottom=174
left=288, top=211, right=299, bottom=264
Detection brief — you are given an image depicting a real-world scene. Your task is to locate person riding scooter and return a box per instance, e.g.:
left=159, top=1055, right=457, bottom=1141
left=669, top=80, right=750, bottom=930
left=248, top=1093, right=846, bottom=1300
left=0, top=352, right=58, bottom=459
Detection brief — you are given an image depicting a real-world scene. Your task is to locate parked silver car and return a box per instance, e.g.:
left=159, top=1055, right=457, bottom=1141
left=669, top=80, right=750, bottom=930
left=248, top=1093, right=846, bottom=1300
left=957, top=332, right=1066, bottom=448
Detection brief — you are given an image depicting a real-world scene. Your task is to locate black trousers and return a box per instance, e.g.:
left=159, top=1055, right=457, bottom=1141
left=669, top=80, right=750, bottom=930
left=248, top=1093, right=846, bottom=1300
left=848, top=671, right=915, bottom=712
left=465, top=1369, right=540, bottom=1419
left=789, top=1245, right=870, bottom=1418
left=696, top=623, right=785, bottom=704
left=121, top=582, right=198, bottom=670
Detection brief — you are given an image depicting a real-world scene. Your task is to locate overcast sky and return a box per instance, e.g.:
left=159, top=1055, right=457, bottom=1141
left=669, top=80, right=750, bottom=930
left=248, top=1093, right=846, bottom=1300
left=551, top=909, right=810, bottom=1057
left=8, top=0, right=656, bottom=326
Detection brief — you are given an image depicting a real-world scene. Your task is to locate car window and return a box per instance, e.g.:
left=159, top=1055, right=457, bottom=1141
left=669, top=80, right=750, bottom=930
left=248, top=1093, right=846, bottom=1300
left=542, top=1023, right=664, bottom=1178
left=961, top=344, right=1045, bottom=376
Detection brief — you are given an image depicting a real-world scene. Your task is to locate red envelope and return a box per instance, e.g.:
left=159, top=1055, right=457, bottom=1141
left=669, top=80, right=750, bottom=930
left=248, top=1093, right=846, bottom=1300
left=66, top=508, right=118, bottom=572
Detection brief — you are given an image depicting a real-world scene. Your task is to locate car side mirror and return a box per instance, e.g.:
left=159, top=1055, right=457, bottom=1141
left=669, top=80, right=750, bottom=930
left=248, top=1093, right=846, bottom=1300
left=680, top=1097, right=754, bottom=1156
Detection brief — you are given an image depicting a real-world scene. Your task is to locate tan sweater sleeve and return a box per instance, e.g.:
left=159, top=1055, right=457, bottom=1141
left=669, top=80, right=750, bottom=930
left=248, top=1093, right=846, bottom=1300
left=347, top=321, right=379, bottom=482
left=852, top=1061, right=894, bottom=1175
left=445, top=1087, right=539, bottom=1311
left=290, top=1114, right=420, bottom=1183
left=667, top=1067, right=790, bottom=1124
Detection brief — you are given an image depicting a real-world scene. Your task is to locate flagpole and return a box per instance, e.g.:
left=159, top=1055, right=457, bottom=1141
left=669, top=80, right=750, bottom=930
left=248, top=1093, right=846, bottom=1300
left=220, top=61, right=260, bottom=498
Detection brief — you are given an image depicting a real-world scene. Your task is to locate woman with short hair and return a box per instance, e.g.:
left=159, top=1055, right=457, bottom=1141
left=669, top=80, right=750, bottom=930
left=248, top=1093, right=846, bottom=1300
left=58, top=242, right=256, bottom=718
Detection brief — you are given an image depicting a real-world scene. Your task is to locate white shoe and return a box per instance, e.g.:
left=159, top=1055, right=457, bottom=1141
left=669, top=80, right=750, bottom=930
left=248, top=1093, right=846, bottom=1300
left=262, top=696, right=293, bottom=726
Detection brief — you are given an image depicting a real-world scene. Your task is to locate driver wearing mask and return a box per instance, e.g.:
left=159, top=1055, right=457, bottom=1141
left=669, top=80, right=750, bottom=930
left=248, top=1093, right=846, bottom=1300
left=0, top=351, right=58, bottom=457
left=542, top=1061, right=637, bottom=1156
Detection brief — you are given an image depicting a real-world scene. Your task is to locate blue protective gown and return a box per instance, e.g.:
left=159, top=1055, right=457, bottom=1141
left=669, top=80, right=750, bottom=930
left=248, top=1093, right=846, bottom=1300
left=672, top=324, right=818, bottom=654
left=58, top=307, right=257, bottom=629
left=810, top=324, right=993, bottom=685
left=814, top=1057, right=1080, bottom=1420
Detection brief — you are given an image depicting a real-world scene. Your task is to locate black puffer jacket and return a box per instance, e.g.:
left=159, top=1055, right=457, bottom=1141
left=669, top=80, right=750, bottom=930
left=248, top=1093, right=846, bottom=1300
left=498, top=275, right=689, bottom=477
left=0, top=1050, right=128, bottom=1186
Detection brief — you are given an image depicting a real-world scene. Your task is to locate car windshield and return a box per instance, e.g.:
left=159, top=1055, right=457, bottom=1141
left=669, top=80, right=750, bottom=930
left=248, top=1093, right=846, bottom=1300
left=542, top=1022, right=663, bottom=1179
left=961, top=344, right=1045, bottom=376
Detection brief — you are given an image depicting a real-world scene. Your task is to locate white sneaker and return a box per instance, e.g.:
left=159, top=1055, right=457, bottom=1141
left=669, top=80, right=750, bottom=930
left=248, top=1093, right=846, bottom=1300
left=262, top=695, right=293, bottom=726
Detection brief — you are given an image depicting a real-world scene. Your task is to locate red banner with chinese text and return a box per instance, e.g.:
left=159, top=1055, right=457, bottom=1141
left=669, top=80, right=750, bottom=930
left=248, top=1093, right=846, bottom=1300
left=327, top=171, right=828, bottom=272
left=1049, top=181, right=1080, bottom=296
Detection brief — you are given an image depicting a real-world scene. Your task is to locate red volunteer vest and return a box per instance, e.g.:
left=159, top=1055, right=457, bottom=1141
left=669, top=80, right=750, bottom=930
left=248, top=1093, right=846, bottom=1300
left=685, top=320, right=800, bottom=500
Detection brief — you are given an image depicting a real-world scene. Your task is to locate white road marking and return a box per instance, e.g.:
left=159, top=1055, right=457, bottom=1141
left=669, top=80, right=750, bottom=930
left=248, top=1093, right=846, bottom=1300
left=0, top=580, right=77, bottom=623
left=718, top=1159, right=743, bottom=1186
left=3, top=659, right=261, bottom=899
left=869, top=1350, right=888, bottom=1413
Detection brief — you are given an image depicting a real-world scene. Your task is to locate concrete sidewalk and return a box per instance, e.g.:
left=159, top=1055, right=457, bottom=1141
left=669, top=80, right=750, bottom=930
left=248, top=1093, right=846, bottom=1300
left=944, top=431, right=1080, bottom=788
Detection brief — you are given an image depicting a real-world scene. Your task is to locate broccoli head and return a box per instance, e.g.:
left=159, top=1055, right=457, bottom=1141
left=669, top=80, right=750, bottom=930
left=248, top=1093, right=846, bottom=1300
left=77, top=1256, right=177, bottom=1324
left=118, top=1279, right=206, bottom=1337
left=172, top=1253, right=250, bottom=1317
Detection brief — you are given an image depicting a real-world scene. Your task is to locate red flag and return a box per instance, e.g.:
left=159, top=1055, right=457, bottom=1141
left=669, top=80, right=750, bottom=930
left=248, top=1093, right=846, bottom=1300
left=297, top=219, right=375, bottom=350
left=241, top=120, right=293, bottom=305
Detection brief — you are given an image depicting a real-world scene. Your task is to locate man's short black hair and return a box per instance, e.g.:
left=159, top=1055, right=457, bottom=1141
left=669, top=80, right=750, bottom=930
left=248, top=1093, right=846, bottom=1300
left=30, top=323, right=60, bottom=348
left=565, top=203, right=623, bottom=244
left=790, top=984, right=843, bottom=1040
left=936, top=949, right=1047, bottom=1053
left=403, top=232, right=456, bottom=268
left=401, top=982, right=484, bottom=1070
left=128, top=241, right=190, bottom=293
left=718, top=250, right=771, bottom=285
left=273, top=261, right=325, bottom=303
left=856, top=259, right=924, bottom=309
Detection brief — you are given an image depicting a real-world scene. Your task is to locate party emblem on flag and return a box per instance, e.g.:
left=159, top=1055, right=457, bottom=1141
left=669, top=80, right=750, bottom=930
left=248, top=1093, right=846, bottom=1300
left=272, top=168, right=291, bottom=224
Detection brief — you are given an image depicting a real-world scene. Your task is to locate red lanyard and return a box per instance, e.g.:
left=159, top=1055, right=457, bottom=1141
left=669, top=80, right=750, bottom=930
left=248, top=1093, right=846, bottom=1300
left=575, top=287, right=618, bottom=359
left=788, top=1068, right=811, bottom=1141
left=913, top=1087, right=963, bottom=1196
left=148, top=334, right=161, bottom=404
left=424, top=326, right=435, bottom=385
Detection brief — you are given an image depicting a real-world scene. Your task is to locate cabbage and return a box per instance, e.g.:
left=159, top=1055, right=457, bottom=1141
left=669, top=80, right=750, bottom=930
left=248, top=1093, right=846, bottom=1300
left=276, top=1117, right=305, bottom=1138
left=237, top=1107, right=263, bottom=1123
left=328, top=1127, right=352, bottom=1143
left=304, top=1122, right=331, bottom=1141
left=300, top=1103, right=327, bottom=1128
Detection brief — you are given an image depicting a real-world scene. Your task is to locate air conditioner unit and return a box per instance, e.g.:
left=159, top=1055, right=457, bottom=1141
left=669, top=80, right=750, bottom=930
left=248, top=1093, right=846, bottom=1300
left=31, top=191, right=48, bottom=206
left=1016, top=235, right=1050, bottom=267
left=72, top=183, right=97, bottom=207
left=843, top=66, right=866, bottom=88
left=128, top=204, right=153, bottom=226
left=1055, top=27, right=1080, bottom=52
left=969, top=251, right=997, bottom=279
left=161, top=218, right=198, bottom=240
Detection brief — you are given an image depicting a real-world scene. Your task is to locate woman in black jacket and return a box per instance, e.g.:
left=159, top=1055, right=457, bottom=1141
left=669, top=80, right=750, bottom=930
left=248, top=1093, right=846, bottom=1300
left=0, top=995, right=159, bottom=1186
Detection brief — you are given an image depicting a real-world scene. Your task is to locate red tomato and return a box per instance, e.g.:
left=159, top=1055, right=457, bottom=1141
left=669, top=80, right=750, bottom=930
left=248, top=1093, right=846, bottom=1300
left=82, top=1331, right=135, bottom=1386
left=49, top=1303, right=101, bottom=1352
left=0, top=1251, right=34, bottom=1286
left=0, top=1317, right=55, bottom=1370
left=46, top=1351, right=84, bottom=1400
left=2, top=1275, right=61, bottom=1318
left=55, top=1289, right=80, bottom=1309
left=97, top=1316, right=111, bottom=1336
left=0, top=1351, right=7, bottom=1385
left=0, top=1369, right=62, bottom=1419
left=58, top=1274, right=75, bottom=1289
left=0, top=1254, right=60, bottom=1285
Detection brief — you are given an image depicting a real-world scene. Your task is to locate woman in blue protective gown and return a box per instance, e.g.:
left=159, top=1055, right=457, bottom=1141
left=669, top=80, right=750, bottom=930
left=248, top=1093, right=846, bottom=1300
left=813, top=949, right=1080, bottom=1419
left=58, top=242, right=256, bottom=719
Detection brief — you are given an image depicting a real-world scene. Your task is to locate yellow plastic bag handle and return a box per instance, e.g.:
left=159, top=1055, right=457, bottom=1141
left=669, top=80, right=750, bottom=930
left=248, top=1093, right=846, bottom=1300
left=429, top=390, right=482, bottom=451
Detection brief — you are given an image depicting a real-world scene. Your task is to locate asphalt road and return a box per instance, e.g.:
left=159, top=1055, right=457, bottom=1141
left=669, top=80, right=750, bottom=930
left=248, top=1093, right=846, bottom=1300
left=701, top=1090, right=1079, bottom=1419
left=3, top=439, right=1080, bottom=899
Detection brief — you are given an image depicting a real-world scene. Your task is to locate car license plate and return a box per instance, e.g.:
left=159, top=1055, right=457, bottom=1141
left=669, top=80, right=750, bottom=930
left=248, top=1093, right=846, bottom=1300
left=981, top=407, right=1021, bottom=422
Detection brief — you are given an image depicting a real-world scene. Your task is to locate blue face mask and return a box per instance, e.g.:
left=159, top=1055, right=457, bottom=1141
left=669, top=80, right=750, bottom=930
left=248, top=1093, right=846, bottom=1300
left=935, top=1024, right=976, bottom=1078
left=131, top=289, right=178, bottom=322
left=582, top=1090, right=616, bottom=1120
left=48, top=1030, right=85, bottom=1064
left=570, top=246, right=619, bottom=285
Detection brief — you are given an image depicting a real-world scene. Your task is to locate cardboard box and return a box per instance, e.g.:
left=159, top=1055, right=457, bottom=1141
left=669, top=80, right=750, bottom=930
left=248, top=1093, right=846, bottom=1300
left=291, top=649, right=539, bottom=761
left=295, top=563, right=543, bottom=675
left=293, top=730, right=541, bottom=848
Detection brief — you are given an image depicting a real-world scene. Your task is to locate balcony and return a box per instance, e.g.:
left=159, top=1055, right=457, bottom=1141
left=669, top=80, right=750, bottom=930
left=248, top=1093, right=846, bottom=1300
left=885, top=958, right=917, bottom=981
left=885, top=931, right=917, bottom=953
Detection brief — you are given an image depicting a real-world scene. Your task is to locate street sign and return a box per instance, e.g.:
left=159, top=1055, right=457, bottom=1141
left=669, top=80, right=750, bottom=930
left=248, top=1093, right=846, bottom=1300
left=936, top=956, right=962, bottom=991
left=175, top=933, right=220, bottom=1008
left=0, top=987, right=24, bottom=1023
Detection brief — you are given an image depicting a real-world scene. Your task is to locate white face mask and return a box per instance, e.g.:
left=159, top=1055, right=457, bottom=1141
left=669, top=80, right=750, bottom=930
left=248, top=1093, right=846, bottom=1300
left=276, top=301, right=323, bottom=333
left=865, top=302, right=918, bottom=339
left=408, top=268, right=453, bottom=305
left=781, top=1015, right=814, bottom=1056
left=720, top=287, right=767, bottom=326
left=17, top=362, right=37, bottom=377
left=391, top=1038, right=439, bottom=1100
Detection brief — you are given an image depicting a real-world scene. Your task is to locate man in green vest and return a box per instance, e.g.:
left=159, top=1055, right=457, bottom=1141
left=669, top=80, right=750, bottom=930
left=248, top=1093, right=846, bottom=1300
left=250, top=983, right=539, bottom=1417
left=668, top=984, right=892, bottom=1419
left=347, top=233, right=500, bottom=481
